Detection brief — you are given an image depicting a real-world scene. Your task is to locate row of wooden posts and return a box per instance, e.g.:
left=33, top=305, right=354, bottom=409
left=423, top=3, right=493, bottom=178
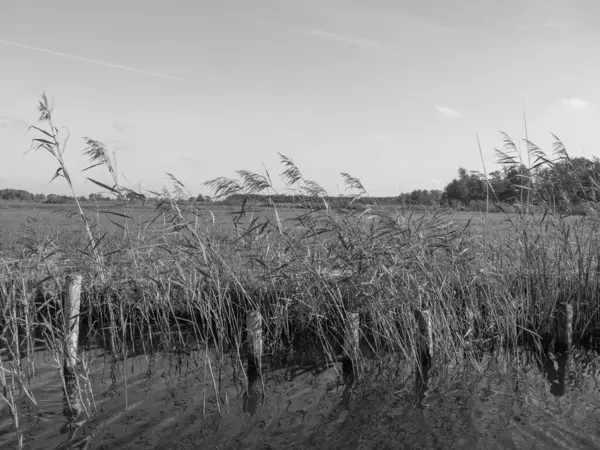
left=61, top=274, right=437, bottom=387
left=244, top=308, right=435, bottom=378
left=61, top=281, right=434, bottom=410
left=60, top=275, right=576, bottom=397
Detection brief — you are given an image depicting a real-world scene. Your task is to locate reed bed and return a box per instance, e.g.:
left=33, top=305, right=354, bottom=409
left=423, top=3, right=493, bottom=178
left=2, top=94, right=600, bottom=447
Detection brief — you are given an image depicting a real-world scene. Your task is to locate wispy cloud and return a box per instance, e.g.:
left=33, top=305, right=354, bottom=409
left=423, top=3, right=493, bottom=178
left=561, top=97, right=589, bottom=110
left=0, top=39, right=193, bottom=82
left=434, top=104, right=462, bottom=118
left=291, top=27, right=389, bottom=52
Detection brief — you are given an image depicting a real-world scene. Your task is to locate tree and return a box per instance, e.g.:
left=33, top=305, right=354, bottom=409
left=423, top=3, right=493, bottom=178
left=443, top=168, right=486, bottom=205
left=0, top=189, right=35, bottom=201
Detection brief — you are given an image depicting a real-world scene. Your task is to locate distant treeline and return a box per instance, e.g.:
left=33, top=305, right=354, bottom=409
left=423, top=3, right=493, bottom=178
left=0, top=190, right=114, bottom=204
left=219, top=193, right=442, bottom=208
left=443, top=156, right=600, bottom=211
left=0, top=189, right=442, bottom=208
left=3, top=155, right=599, bottom=211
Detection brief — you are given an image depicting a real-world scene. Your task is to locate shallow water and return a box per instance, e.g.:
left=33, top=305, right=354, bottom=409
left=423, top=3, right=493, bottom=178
left=1, top=347, right=600, bottom=449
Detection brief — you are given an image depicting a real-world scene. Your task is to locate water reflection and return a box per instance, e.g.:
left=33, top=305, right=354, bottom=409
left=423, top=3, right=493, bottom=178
left=544, top=351, right=569, bottom=397
left=1, top=345, right=600, bottom=449
left=415, top=360, right=431, bottom=408
left=242, top=355, right=264, bottom=416
left=56, top=362, right=95, bottom=450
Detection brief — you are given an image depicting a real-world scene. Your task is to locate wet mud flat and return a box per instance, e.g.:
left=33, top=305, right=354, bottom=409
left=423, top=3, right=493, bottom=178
left=1, top=345, right=600, bottom=450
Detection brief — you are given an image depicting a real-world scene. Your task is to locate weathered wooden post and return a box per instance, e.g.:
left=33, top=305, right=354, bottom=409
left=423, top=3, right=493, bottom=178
left=246, top=310, right=263, bottom=367
left=414, top=308, right=433, bottom=404
left=565, top=300, right=573, bottom=353
left=564, top=300, right=575, bottom=390
left=243, top=310, right=264, bottom=415
left=416, top=308, right=433, bottom=367
left=63, top=274, right=82, bottom=375
left=62, top=274, right=82, bottom=419
left=554, top=299, right=573, bottom=353
left=544, top=299, right=575, bottom=397
left=342, top=312, right=360, bottom=382
left=345, top=312, right=360, bottom=356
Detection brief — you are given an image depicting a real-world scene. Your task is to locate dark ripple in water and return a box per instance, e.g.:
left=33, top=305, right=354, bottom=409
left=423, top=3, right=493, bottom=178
left=1, top=347, right=600, bottom=449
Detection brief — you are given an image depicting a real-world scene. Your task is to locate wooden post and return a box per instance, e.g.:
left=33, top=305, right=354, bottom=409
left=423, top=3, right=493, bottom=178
left=565, top=301, right=573, bottom=353
left=564, top=300, right=575, bottom=390
left=342, top=312, right=360, bottom=381
left=62, top=274, right=82, bottom=420
left=554, top=300, right=574, bottom=354
left=345, top=312, right=360, bottom=357
left=244, top=310, right=264, bottom=416
left=416, top=308, right=433, bottom=367
left=63, top=275, right=82, bottom=373
left=246, top=310, right=263, bottom=368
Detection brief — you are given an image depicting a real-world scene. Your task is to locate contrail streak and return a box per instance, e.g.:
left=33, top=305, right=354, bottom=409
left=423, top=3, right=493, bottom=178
left=0, top=38, right=193, bottom=82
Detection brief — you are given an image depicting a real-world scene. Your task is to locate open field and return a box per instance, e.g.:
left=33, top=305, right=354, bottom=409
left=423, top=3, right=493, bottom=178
left=0, top=200, right=516, bottom=252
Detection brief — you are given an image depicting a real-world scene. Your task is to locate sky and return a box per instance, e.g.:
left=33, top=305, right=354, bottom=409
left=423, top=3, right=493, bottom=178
left=1, top=0, right=600, bottom=198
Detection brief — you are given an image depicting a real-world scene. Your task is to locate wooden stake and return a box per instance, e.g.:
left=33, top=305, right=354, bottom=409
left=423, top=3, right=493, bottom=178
left=62, top=274, right=82, bottom=420
left=246, top=311, right=263, bottom=367
left=345, top=312, right=360, bottom=357
left=342, top=312, right=360, bottom=381
left=554, top=300, right=574, bottom=353
left=63, top=274, right=82, bottom=373
left=565, top=300, right=573, bottom=353
left=243, top=310, right=264, bottom=416
left=416, top=308, right=433, bottom=366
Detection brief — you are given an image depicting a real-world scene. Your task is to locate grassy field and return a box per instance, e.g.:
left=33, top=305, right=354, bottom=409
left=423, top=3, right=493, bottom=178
left=0, top=199, right=513, bottom=250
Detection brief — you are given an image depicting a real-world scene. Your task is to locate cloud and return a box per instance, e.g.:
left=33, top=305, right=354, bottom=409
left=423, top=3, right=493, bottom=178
left=561, top=97, right=589, bottom=110
left=434, top=104, right=462, bottom=118
left=431, top=179, right=441, bottom=185
left=0, top=39, right=194, bottom=83
left=291, top=27, right=389, bottom=52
